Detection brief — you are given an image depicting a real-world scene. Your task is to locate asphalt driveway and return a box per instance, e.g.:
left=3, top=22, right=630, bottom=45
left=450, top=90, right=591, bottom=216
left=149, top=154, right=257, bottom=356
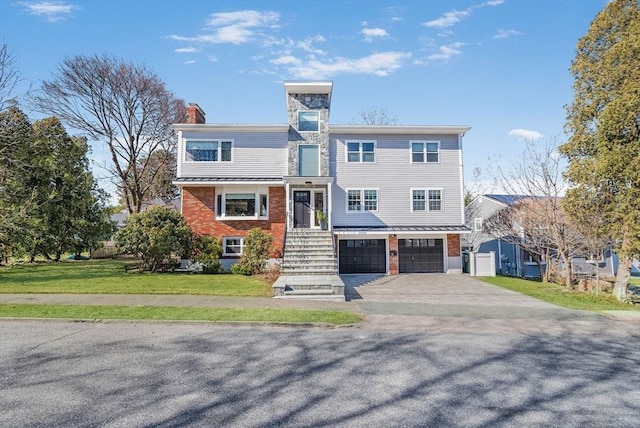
left=343, top=274, right=629, bottom=334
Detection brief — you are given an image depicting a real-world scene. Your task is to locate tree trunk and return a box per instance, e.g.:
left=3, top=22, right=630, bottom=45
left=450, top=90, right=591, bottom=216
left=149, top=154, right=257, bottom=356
left=613, top=256, right=632, bottom=301
left=55, top=250, right=62, bottom=261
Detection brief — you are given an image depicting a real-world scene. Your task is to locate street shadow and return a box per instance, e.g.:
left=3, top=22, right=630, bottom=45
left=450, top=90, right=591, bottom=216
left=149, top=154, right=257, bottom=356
left=340, top=274, right=385, bottom=300
left=4, top=322, right=640, bottom=427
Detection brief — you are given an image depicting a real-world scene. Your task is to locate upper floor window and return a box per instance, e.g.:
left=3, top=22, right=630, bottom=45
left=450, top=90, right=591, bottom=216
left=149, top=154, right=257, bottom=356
left=298, top=111, right=319, bottom=132
left=347, top=189, right=378, bottom=212
left=412, top=189, right=442, bottom=212
left=411, top=141, right=439, bottom=163
left=347, top=141, right=376, bottom=163
left=474, top=218, right=483, bottom=232
left=185, top=140, right=232, bottom=162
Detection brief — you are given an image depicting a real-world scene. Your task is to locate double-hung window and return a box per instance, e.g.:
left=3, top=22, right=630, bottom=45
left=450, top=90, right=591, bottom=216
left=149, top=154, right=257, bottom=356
left=185, top=140, right=232, bottom=162
left=346, top=141, right=376, bottom=163
left=347, top=189, right=378, bottom=212
left=474, top=218, right=483, bottom=232
left=412, top=189, right=442, bottom=212
left=411, top=141, right=439, bottom=163
left=223, top=237, right=244, bottom=256
left=216, top=192, right=268, bottom=218
left=298, top=111, right=319, bottom=132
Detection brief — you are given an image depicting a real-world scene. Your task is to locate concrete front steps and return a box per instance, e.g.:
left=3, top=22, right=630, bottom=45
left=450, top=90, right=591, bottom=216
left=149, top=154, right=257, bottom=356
left=274, top=229, right=344, bottom=301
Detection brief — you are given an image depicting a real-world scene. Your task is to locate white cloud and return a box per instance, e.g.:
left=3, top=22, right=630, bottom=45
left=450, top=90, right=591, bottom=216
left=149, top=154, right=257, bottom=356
left=423, top=10, right=469, bottom=29
left=419, top=42, right=465, bottom=63
left=296, top=35, right=326, bottom=55
left=184, top=60, right=197, bottom=65
left=423, top=0, right=505, bottom=29
left=169, top=10, right=280, bottom=45
left=493, top=29, right=522, bottom=39
left=508, top=129, right=544, bottom=140
left=282, top=51, right=411, bottom=80
left=271, top=55, right=300, bottom=65
left=18, top=1, right=76, bottom=22
left=361, top=27, right=389, bottom=42
left=208, top=54, right=218, bottom=62
left=174, top=47, right=200, bottom=53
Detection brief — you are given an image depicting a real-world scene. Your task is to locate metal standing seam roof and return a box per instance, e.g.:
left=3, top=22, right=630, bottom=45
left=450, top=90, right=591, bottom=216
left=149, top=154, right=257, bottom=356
left=485, top=194, right=530, bottom=205
left=173, top=177, right=283, bottom=182
left=332, top=225, right=470, bottom=233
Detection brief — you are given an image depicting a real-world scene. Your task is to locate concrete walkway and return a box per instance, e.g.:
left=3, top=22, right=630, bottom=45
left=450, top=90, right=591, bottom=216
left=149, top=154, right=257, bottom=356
left=1, top=274, right=639, bottom=332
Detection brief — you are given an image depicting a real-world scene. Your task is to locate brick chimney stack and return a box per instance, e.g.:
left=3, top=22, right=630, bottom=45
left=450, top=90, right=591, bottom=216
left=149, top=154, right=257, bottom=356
left=186, top=103, right=205, bottom=124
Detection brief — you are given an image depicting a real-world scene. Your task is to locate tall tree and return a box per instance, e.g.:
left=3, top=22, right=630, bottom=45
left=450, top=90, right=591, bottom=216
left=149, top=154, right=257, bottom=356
left=31, top=54, right=187, bottom=213
left=559, top=0, right=640, bottom=300
left=353, top=105, right=399, bottom=125
left=0, top=107, right=36, bottom=259
left=489, top=139, right=585, bottom=286
left=0, top=44, right=24, bottom=112
left=29, top=118, right=114, bottom=260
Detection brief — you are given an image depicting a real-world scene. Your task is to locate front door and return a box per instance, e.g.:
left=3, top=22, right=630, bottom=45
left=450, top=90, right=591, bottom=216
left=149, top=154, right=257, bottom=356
left=293, top=191, right=311, bottom=228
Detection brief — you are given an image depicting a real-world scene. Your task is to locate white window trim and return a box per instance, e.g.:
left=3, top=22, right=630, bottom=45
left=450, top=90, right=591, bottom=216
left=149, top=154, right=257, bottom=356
left=410, top=187, right=443, bottom=212
left=216, top=188, right=269, bottom=220
left=223, top=237, right=244, bottom=257
left=474, top=218, right=483, bottom=232
left=297, top=110, right=319, bottom=133
left=184, top=139, right=234, bottom=163
left=346, top=188, right=379, bottom=213
left=345, top=140, right=377, bottom=163
left=409, top=140, right=440, bottom=164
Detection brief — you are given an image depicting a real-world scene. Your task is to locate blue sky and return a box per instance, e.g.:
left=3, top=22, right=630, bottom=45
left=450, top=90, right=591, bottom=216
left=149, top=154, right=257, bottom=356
left=0, top=0, right=608, bottom=192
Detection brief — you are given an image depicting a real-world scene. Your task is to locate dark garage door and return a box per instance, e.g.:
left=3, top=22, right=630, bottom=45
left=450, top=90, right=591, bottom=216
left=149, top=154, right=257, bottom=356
left=339, top=239, right=386, bottom=274
left=399, top=238, right=444, bottom=273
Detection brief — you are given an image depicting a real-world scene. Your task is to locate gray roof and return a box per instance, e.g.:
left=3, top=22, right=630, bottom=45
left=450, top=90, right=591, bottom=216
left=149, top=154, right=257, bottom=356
left=485, top=194, right=530, bottom=205
left=173, top=177, right=283, bottom=182
left=333, top=225, right=470, bottom=233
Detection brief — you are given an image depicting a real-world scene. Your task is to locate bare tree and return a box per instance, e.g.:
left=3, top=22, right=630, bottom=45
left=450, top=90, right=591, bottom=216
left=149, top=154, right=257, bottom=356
left=0, top=44, right=25, bottom=112
left=487, top=139, right=587, bottom=286
left=353, top=105, right=399, bottom=125
left=30, top=54, right=186, bottom=213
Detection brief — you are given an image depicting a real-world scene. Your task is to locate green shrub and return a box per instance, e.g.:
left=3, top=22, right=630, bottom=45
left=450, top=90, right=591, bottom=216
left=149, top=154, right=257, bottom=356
left=191, top=234, right=222, bottom=274
left=231, top=263, right=253, bottom=275
left=233, top=228, right=274, bottom=275
left=114, top=207, right=192, bottom=272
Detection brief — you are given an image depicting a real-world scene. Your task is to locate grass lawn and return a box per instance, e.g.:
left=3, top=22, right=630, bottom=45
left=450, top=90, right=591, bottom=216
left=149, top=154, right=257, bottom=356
left=0, top=304, right=363, bottom=325
left=480, top=276, right=640, bottom=312
left=0, top=259, right=272, bottom=297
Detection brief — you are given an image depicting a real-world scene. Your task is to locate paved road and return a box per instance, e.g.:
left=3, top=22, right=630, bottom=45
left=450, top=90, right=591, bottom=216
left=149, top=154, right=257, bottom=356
left=1, top=320, right=639, bottom=427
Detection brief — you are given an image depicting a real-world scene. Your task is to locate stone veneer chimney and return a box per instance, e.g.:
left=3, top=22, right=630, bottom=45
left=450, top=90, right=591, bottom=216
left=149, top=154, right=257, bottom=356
left=186, top=103, right=205, bottom=124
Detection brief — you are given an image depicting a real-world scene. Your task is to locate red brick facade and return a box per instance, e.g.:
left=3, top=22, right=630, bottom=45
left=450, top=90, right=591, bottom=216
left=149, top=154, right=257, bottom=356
left=388, top=234, right=398, bottom=275
left=181, top=186, right=286, bottom=257
left=446, top=233, right=461, bottom=257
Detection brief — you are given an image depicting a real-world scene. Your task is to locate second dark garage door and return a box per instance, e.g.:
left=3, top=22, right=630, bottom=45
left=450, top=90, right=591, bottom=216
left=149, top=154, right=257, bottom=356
left=399, top=238, right=444, bottom=273
left=339, top=239, right=386, bottom=274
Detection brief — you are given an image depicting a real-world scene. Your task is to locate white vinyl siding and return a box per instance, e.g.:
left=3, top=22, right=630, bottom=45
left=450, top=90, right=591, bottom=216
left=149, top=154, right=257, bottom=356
left=331, top=133, right=462, bottom=227
left=179, top=131, right=288, bottom=178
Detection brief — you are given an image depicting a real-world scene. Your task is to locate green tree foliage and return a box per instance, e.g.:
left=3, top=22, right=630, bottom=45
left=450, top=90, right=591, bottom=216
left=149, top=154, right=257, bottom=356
left=560, top=0, right=640, bottom=299
left=231, top=228, right=274, bottom=275
left=0, top=110, right=113, bottom=262
left=114, top=206, right=192, bottom=272
left=191, top=234, right=223, bottom=274
left=0, top=107, right=35, bottom=260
